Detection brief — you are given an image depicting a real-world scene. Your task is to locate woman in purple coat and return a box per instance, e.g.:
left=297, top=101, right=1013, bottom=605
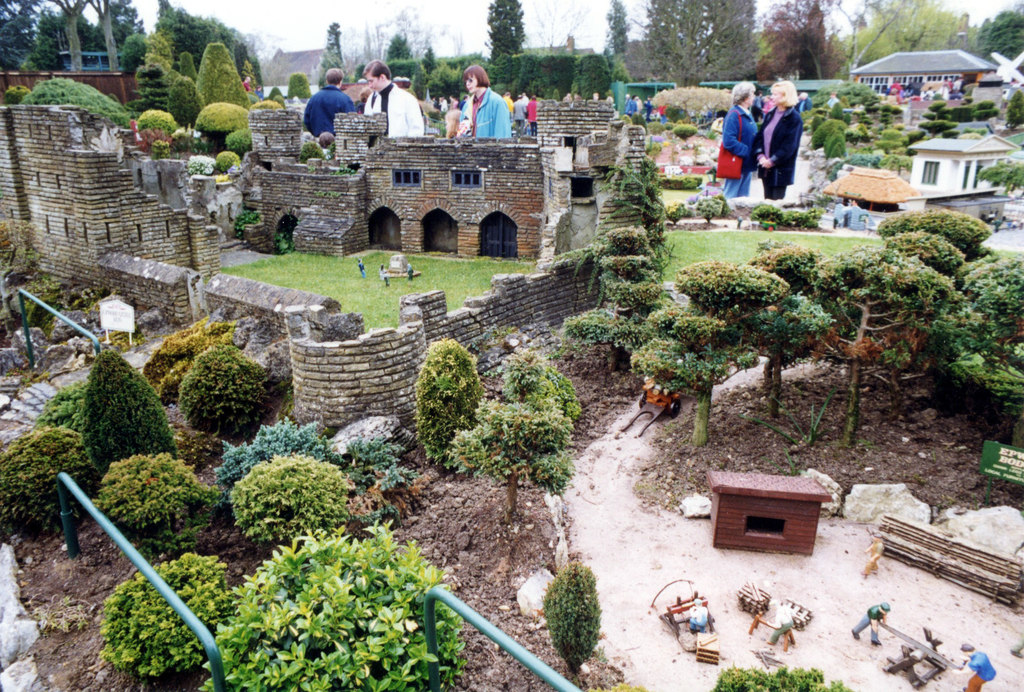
left=752, top=80, right=804, bottom=201
left=720, top=82, right=757, bottom=199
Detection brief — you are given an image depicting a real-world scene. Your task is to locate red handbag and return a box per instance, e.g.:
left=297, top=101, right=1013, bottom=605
left=716, top=110, right=743, bottom=179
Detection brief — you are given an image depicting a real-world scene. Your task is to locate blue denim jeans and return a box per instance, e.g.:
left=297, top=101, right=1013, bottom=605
left=853, top=615, right=880, bottom=643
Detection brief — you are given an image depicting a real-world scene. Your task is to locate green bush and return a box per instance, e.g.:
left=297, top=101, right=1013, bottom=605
left=167, top=75, right=203, bottom=128
left=22, top=78, right=130, bottom=127
left=749, top=243, right=821, bottom=294
left=711, top=666, right=854, bottom=691
left=299, top=140, right=325, bottom=162
left=211, top=526, right=465, bottom=690
left=135, top=63, right=170, bottom=112
left=938, top=357, right=1024, bottom=420
left=82, top=350, right=177, bottom=475
left=502, top=351, right=581, bottom=421
left=665, top=201, right=694, bottom=222
left=195, top=42, right=249, bottom=109
left=95, top=453, right=217, bottom=558
left=4, top=85, right=30, bottom=105
left=179, top=345, right=265, bottom=435
left=672, top=123, right=698, bottom=138
left=811, top=119, right=846, bottom=150
left=824, top=132, right=846, bottom=159
left=177, top=51, right=197, bottom=81
left=845, top=153, right=882, bottom=168
left=143, top=319, right=235, bottom=404
left=231, top=455, right=352, bottom=543
left=696, top=195, right=728, bottom=222
left=215, top=150, right=240, bottom=172
left=195, top=102, right=249, bottom=136
left=1006, top=89, right=1024, bottom=128
left=884, top=230, right=965, bottom=277
left=660, top=174, right=703, bottom=190
left=543, top=562, right=601, bottom=673
left=101, top=553, right=232, bottom=678
left=35, top=381, right=87, bottom=433
left=250, top=99, right=283, bottom=110
left=344, top=437, right=420, bottom=522
left=0, top=427, right=98, bottom=532
left=781, top=208, right=824, bottom=229
left=225, top=127, right=252, bottom=156
left=973, top=100, right=998, bottom=120
left=415, top=339, right=484, bottom=467
left=150, top=140, right=170, bottom=159
left=877, top=210, right=991, bottom=260
left=287, top=72, right=312, bottom=99
left=268, top=86, right=283, bottom=100
left=136, top=109, right=178, bottom=135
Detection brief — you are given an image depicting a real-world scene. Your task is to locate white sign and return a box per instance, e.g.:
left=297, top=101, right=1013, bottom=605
left=100, top=300, right=135, bottom=333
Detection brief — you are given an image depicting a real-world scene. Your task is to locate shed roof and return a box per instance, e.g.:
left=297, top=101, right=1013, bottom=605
left=850, top=50, right=996, bottom=76
left=707, top=471, right=832, bottom=503
left=910, top=135, right=1018, bottom=153
left=822, top=167, right=920, bottom=203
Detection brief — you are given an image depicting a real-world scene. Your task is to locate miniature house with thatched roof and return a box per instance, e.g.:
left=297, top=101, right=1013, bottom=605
left=822, top=167, right=920, bottom=212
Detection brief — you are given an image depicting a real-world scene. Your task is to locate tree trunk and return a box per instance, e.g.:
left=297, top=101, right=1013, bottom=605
left=100, top=9, right=118, bottom=72
left=64, top=14, right=83, bottom=72
left=692, top=388, right=711, bottom=446
left=767, top=354, right=783, bottom=418
left=842, top=359, right=861, bottom=447
left=504, top=470, right=519, bottom=524
left=887, top=369, right=903, bottom=421
left=1013, top=411, right=1024, bottom=449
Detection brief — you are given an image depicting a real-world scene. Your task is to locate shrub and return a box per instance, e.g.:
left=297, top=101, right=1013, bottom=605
left=186, top=154, right=216, bottom=175
left=137, top=127, right=172, bottom=155
left=696, top=195, right=727, bottom=222
left=877, top=210, right=991, bottom=260
left=268, top=86, right=284, bottom=100
left=174, top=426, right=222, bottom=470
left=22, top=78, right=130, bottom=127
left=101, top=553, right=232, bottom=678
left=4, top=85, right=30, bottom=105
left=135, top=63, right=170, bottom=111
left=250, top=99, right=283, bottom=110
left=231, top=455, right=352, bottom=543
left=212, top=526, right=465, bottom=690
left=811, top=119, right=846, bottom=149
left=225, top=127, right=252, bottom=156
left=195, top=102, right=248, bottom=136
left=35, top=381, right=87, bottom=433
left=143, top=319, right=235, bottom=403
left=646, top=121, right=665, bottom=134
left=845, top=153, right=882, bottom=168
left=672, top=123, right=698, bottom=138
left=299, top=140, right=325, bottom=162
left=1007, top=89, right=1024, bottom=128
left=150, top=139, right=170, bottom=159
left=502, top=350, right=581, bottom=421
left=167, top=75, right=203, bottom=128
left=179, top=345, right=265, bottom=435
left=781, top=208, right=824, bottom=229
left=973, top=100, right=998, bottom=120
left=195, top=42, right=249, bottom=108
left=95, top=453, right=217, bottom=557
left=136, top=109, right=177, bottom=135
left=344, top=437, right=420, bottom=522
left=0, top=427, right=97, bottom=532
left=824, top=132, right=846, bottom=159
left=215, top=150, right=240, bottom=172
left=711, top=666, right=854, bottom=691
left=82, top=350, right=177, bottom=476
left=177, top=51, right=197, bottom=81
left=121, top=33, right=147, bottom=72
left=665, top=201, right=694, bottom=222
left=543, top=562, right=601, bottom=673
left=884, top=230, right=965, bottom=277
left=749, top=244, right=821, bottom=294
left=287, top=72, right=312, bottom=99
left=660, top=174, right=703, bottom=190
left=415, top=339, right=483, bottom=467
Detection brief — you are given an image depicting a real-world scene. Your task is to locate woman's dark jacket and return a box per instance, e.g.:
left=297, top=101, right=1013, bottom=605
left=752, top=106, right=804, bottom=187
left=721, top=106, right=757, bottom=175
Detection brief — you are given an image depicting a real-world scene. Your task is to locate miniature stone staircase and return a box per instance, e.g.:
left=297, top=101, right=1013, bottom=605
left=1, top=381, right=57, bottom=425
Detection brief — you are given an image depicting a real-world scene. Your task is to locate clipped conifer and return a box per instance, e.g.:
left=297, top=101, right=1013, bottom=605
left=1007, top=89, right=1024, bottom=129
left=136, top=63, right=170, bottom=112
left=82, top=350, right=177, bottom=475
left=543, top=562, right=602, bottom=673
left=178, top=51, right=197, bottom=81
left=415, top=339, right=483, bottom=467
left=196, top=42, right=249, bottom=109
left=824, top=131, right=846, bottom=159
left=287, top=72, right=312, bottom=99
left=168, top=75, right=203, bottom=127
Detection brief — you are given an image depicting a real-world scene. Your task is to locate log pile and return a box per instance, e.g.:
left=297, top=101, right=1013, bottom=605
left=880, top=515, right=1024, bottom=605
left=737, top=582, right=771, bottom=615
left=696, top=633, right=720, bottom=665
left=779, top=599, right=813, bottom=631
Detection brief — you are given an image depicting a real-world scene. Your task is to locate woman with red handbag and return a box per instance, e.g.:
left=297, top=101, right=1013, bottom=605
left=719, top=82, right=757, bottom=199
left=752, top=80, right=804, bottom=201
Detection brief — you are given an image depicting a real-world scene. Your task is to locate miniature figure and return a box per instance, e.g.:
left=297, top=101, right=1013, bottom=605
left=956, top=643, right=996, bottom=691
left=407, top=264, right=414, bottom=281
left=765, top=599, right=795, bottom=646
left=358, top=258, right=366, bottom=278
left=863, top=534, right=884, bottom=578
left=688, top=597, right=709, bottom=634
left=379, top=264, right=389, bottom=287
left=851, top=602, right=890, bottom=646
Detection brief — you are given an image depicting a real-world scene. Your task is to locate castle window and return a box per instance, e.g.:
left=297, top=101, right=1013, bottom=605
left=392, top=169, right=421, bottom=187
left=571, top=176, right=594, bottom=198
left=452, top=170, right=482, bottom=188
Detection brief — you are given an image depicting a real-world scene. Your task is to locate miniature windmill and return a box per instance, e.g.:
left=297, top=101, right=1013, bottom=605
left=991, top=51, right=1024, bottom=83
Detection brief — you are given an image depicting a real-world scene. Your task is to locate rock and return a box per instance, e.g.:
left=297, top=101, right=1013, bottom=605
left=934, top=506, right=1024, bottom=557
left=517, top=569, right=554, bottom=619
left=843, top=483, right=930, bottom=524
left=330, top=416, right=407, bottom=456
left=10, top=328, right=47, bottom=356
left=38, top=343, right=76, bottom=374
left=0, top=657, right=44, bottom=692
left=233, top=316, right=278, bottom=352
left=917, top=408, right=938, bottom=423
left=0, top=395, right=10, bottom=411
left=252, top=341, right=291, bottom=385
left=543, top=493, right=564, bottom=525
left=135, top=308, right=169, bottom=335
left=0, top=544, right=40, bottom=669
left=66, top=336, right=96, bottom=356
left=0, top=349, right=27, bottom=376
left=802, top=468, right=842, bottom=517
left=48, top=310, right=88, bottom=342
left=554, top=534, right=569, bottom=571
left=680, top=494, right=711, bottom=518
left=388, top=254, right=409, bottom=273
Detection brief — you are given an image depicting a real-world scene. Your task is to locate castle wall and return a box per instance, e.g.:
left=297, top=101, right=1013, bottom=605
left=205, top=273, right=343, bottom=337
left=98, top=252, right=203, bottom=325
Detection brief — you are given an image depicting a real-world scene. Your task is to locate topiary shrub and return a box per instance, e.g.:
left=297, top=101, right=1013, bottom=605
left=95, top=453, right=217, bottom=557
left=415, top=339, right=484, bottom=467
left=143, top=319, right=235, bottom=403
left=0, top=427, right=98, bottom=532
left=135, top=63, right=170, bottom=112
left=215, top=150, right=240, bottom=172
left=167, top=75, right=203, bottom=128
left=101, top=553, right=232, bottom=678
left=877, top=209, right=991, bottom=260
left=4, top=85, right=30, bottom=105
left=287, top=72, right=312, bottom=99
left=884, top=230, right=965, bottom=277
left=225, top=127, right=252, bottom=156
left=711, top=666, right=854, bottom=691
left=177, top=51, right=197, bottom=81
left=268, top=86, right=283, bottom=100
left=136, top=109, right=178, bottom=135
left=810, top=119, right=846, bottom=150
left=195, top=102, right=249, bottom=138
left=35, top=381, right=87, bottom=433
left=179, top=345, right=265, bottom=435
left=231, top=455, right=352, bottom=543
left=22, top=78, right=130, bottom=127
left=82, top=350, right=177, bottom=476
left=502, top=350, right=581, bottom=421
left=211, top=526, right=464, bottom=690
left=299, top=140, right=325, bottom=162
left=672, top=123, right=698, bottom=138
left=195, top=42, right=249, bottom=109
left=823, top=131, right=846, bottom=159
left=543, top=562, right=601, bottom=674
left=250, top=99, right=283, bottom=110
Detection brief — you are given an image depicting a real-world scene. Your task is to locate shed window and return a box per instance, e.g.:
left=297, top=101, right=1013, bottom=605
left=745, top=516, right=785, bottom=535
left=392, top=169, right=421, bottom=187
left=452, top=170, right=482, bottom=188
left=922, top=161, right=939, bottom=185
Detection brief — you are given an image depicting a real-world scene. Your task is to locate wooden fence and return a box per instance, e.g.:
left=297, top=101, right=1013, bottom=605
left=1, top=71, right=138, bottom=104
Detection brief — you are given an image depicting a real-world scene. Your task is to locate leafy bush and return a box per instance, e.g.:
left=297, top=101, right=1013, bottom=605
left=660, top=174, right=703, bottom=190
left=696, top=195, right=728, bottom=222
left=749, top=243, right=821, bottom=294
left=780, top=208, right=824, bottom=229
left=973, top=100, right=998, bottom=120
left=195, top=42, right=249, bottom=109
left=143, top=319, right=235, bottom=403
left=233, top=207, right=260, bottom=234
left=150, top=140, right=170, bottom=159
left=824, top=132, right=846, bottom=159
left=884, top=230, right=965, bottom=277
left=938, top=357, right=1024, bottom=420
left=195, top=102, right=248, bottom=136
left=344, top=437, right=420, bottom=522
left=665, top=201, right=694, bottom=222
left=543, top=562, right=601, bottom=673
left=137, top=109, right=178, bottom=135
left=215, top=150, right=240, bottom=172
left=250, top=99, right=283, bottom=110
left=35, top=381, right=87, bottom=433
left=877, top=210, right=991, bottom=260
left=287, top=72, right=312, bottom=99
left=4, top=85, right=30, bottom=105
left=135, top=64, right=170, bottom=111
left=811, top=119, right=846, bottom=150
left=502, top=351, right=581, bottom=421
left=224, top=127, right=252, bottom=156
left=845, top=153, right=882, bottom=168
left=0, top=427, right=97, bottom=532
left=232, top=455, right=352, bottom=543
left=95, top=453, right=217, bottom=557
left=415, top=339, right=484, bottom=467
left=167, top=75, right=203, bottom=128
left=173, top=426, right=221, bottom=470
left=750, top=203, right=784, bottom=225
left=101, top=553, right=232, bottom=678
left=211, top=526, right=464, bottom=690
left=186, top=155, right=216, bottom=175
left=1007, top=89, right=1024, bottom=128
left=672, top=123, right=698, bottom=138
left=22, top=78, right=130, bottom=127
left=299, top=140, right=325, bottom=162
left=268, top=86, right=283, bottom=100
left=646, top=121, right=665, bottom=134
left=711, top=666, right=854, bottom=691
left=179, top=345, right=265, bottom=435
left=82, top=350, right=177, bottom=476
left=177, top=51, right=197, bottom=81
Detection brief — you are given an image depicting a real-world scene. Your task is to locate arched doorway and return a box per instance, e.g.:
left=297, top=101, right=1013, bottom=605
left=275, top=213, right=298, bottom=254
left=369, top=207, right=402, bottom=249
left=480, top=212, right=517, bottom=258
left=422, top=209, right=458, bottom=253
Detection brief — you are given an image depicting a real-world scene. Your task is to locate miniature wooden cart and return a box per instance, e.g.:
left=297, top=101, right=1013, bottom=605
left=621, top=380, right=684, bottom=437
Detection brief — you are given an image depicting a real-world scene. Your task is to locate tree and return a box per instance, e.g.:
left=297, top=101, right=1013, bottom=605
left=606, top=0, right=629, bottom=58
left=487, top=0, right=525, bottom=60
left=529, top=0, right=588, bottom=50
left=177, top=50, right=196, bottom=80
left=978, top=9, right=1024, bottom=60
left=643, top=0, right=756, bottom=85
left=1006, top=89, right=1024, bottom=128
left=86, top=0, right=117, bottom=70
left=168, top=74, right=202, bottom=127
left=232, top=36, right=261, bottom=85
left=978, top=160, right=1024, bottom=193
left=120, top=31, right=145, bottom=71
left=51, top=0, right=86, bottom=71
left=757, top=0, right=845, bottom=80
left=0, top=0, right=39, bottom=70
left=849, top=0, right=966, bottom=68
left=840, top=0, right=912, bottom=70
left=318, top=22, right=343, bottom=87
left=422, top=44, right=436, bottom=76
left=415, top=339, right=483, bottom=468
left=135, top=62, right=169, bottom=111
left=543, top=563, right=601, bottom=674
left=195, top=41, right=249, bottom=109
left=385, top=33, right=412, bottom=61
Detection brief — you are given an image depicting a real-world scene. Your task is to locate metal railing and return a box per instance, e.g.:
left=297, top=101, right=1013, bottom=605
left=424, top=585, right=580, bottom=692
left=18, top=289, right=101, bottom=368
left=56, top=473, right=226, bottom=692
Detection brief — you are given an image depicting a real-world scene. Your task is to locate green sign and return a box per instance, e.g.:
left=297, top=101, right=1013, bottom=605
left=979, top=441, right=1024, bottom=486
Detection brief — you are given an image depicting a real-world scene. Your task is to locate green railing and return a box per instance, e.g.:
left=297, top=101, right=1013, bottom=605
left=18, top=289, right=101, bottom=368
left=424, top=585, right=580, bottom=692
left=56, top=473, right=226, bottom=692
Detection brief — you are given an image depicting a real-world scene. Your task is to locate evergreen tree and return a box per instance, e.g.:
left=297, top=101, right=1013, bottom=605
left=196, top=41, right=249, bottom=108
left=386, top=33, right=412, bottom=61
left=543, top=563, right=602, bottom=674
left=120, top=32, right=146, bottom=71
left=136, top=62, right=170, bottom=111
left=1007, top=88, right=1024, bottom=128
left=487, top=0, right=524, bottom=60
left=978, top=10, right=1024, bottom=60
left=422, top=45, right=436, bottom=76
left=606, top=0, right=629, bottom=58
left=177, top=50, right=196, bottom=80
left=0, top=0, right=39, bottom=70
left=318, top=22, right=343, bottom=87
left=168, top=74, right=202, bottom=127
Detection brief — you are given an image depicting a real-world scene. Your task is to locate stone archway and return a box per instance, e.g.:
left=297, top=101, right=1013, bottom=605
left=368, top=207, right=401, bottom=250
left=480, top=212, right=518, bottom=258
left=422, top=209, right=458, bottom=253
left=275, top=213, right=298, bottom=254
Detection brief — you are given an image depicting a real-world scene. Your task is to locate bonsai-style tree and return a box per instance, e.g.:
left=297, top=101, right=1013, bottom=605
left=979, top=160, right=1024, bottom=195
left=195, top=42, right=249, bottom=109
left=543, top=562, right=601, bottom=675
left=877, top=209, right=991, bottom=261
left=1006, top=89, right=1024, bottom=128
left=415, top=339, right=484, bottom=467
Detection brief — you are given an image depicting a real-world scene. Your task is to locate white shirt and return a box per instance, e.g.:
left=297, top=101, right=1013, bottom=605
left=364, top=83, right=425, bottom=137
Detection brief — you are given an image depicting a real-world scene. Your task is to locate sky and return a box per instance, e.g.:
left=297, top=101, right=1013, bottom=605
left=129, top=0, right=1012, bottom=58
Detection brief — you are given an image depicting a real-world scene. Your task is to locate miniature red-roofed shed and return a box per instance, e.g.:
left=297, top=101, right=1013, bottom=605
left=707, top=471, right=833, bottom=555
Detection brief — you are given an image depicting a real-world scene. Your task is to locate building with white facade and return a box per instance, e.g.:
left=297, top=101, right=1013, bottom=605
left=904, top=135, right=1018, bottom=219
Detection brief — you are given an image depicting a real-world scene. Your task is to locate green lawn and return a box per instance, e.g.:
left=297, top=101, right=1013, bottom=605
left=662, top=188, right=703, bottom=205
left=222, top=251, right=535, bottom=329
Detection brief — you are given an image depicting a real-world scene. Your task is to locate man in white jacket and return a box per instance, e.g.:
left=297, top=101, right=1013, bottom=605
left=362, top=60, right=425, bottom=137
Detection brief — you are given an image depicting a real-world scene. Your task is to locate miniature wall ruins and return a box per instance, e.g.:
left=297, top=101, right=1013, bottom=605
left=98, top=252, right=204, bottom=325
left=205, top=274, right=345, bottom=337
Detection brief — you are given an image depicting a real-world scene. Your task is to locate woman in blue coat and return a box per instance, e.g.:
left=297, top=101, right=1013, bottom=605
left=460, top=65, right=512, bottom=139
left=720, top=82, right=758, bottom=199
left=752, top=80, right=804, bottom=200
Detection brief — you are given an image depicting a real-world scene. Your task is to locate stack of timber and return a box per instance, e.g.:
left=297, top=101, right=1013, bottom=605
left=696, top=633, right=720, bottom=665
left=737, top=582, right=771, bottom=614
left=880, top=515, right=1023, bottom=605
left=779, top=599, right=813, bottom=631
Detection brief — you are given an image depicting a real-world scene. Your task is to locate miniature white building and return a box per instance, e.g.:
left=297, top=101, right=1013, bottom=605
left=904, top=135, right=1018, bottom=218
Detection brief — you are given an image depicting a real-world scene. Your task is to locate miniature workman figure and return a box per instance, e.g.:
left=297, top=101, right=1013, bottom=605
left=863, top=535, right=884, bottom=578
left=379, top=264, right=389, bottom=287
left=851, top=601, right=890, bottom=646
left=357, top=258, right=366, bottom=278
left=407, top=264, right=414, bottom=281
left=766, top=600, right=795, bottom=646
left=957, top=644, right=996, bottom=691
left=687, top=598, right=709, bottom=633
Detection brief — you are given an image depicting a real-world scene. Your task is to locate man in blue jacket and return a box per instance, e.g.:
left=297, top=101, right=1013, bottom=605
left=303, top=68, right=355, bottom=137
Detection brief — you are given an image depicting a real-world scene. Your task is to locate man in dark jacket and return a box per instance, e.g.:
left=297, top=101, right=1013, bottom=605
left=303, top=68, right=355, bottom=136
